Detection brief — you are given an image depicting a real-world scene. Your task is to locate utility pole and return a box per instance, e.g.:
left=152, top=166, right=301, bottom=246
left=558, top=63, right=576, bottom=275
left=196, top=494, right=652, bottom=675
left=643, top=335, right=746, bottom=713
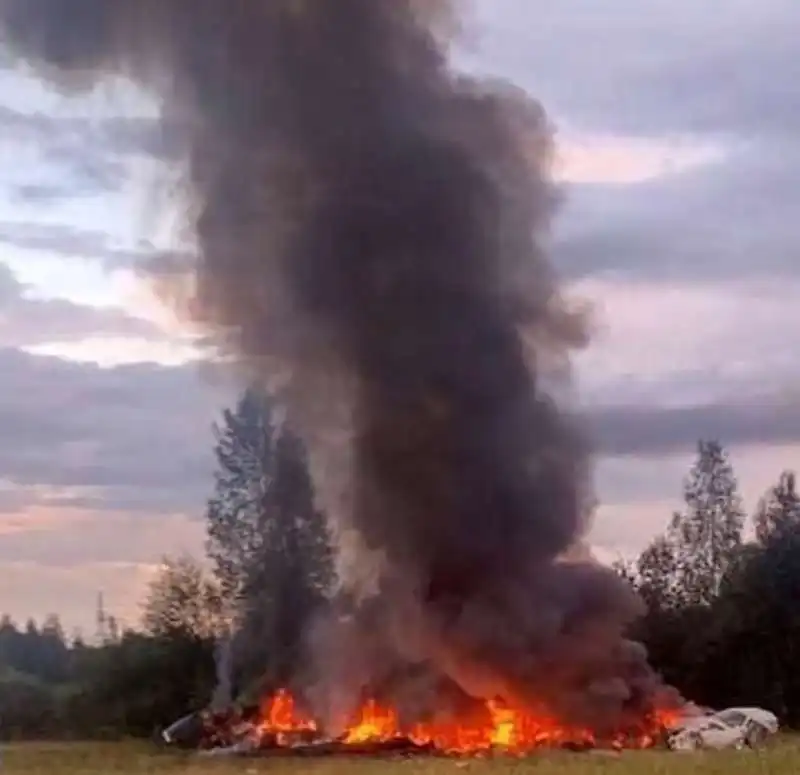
left=95, top=591, right=107, bottom=645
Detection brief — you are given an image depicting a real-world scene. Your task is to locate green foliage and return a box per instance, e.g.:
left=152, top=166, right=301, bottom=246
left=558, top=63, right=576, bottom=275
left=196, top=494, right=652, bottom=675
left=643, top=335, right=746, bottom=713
left=0, top=669, right=57, bottom=740
left=622, top=440, right=800, bottom=722
left=755, top=471, right=800, bottom=545
left=80, top=632, right=217, bottom=735
left=206, top=388, right=278, bottom=601
left=141, top=555, right=226, bottom=640
left=204, top=387, right=335, bottom=697
left=670, top=440, right=745, bottom=607
left=0, top=387, right=337, bottom=740
left=0, top=615, right=218, bottom=740
left=0, top=615, right=70, bottom=684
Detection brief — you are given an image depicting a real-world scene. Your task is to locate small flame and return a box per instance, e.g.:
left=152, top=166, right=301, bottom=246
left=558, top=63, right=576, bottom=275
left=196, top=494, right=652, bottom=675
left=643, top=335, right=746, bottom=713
left=487, top=700, right=516, bottom=747
left=344, top=699, right=400, bottom=743
left=258, top=688, right=316, bottom=743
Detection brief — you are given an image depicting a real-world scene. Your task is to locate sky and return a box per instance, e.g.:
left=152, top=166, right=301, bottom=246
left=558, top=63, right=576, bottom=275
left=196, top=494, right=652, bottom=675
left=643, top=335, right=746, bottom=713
left=1, top=0, right=799, bottom=636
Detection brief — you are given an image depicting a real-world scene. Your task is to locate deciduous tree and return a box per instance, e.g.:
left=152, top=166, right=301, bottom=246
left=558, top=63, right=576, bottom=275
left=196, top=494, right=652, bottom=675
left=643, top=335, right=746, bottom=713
left=670, top=440, right=745, bottom=606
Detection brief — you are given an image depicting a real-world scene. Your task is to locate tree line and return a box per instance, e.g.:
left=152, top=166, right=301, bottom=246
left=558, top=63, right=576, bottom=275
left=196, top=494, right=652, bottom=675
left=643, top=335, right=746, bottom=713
left=2, top=392, right=799, bottom=739
left=615, top=440, right=800, bottom=724
left=0, top=389, right=334, bottom=740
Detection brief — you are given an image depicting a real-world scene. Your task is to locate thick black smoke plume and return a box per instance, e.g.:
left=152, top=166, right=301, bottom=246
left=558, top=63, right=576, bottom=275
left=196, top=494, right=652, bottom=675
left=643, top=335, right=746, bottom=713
left=0, top=0, right=679, bottom=731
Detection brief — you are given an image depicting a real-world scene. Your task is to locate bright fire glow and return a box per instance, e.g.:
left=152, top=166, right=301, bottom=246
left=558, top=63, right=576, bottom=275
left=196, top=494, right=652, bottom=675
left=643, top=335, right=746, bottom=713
left=255, top=689, right=678, bottom=755
left=258, top=688, right=317, bottom=742
left=487, top=700, right=516, bottom=747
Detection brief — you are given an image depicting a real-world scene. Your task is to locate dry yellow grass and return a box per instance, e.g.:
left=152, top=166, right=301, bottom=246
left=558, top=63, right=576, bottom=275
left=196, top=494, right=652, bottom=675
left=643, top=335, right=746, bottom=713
left=3, top=739, right=797, bottom=775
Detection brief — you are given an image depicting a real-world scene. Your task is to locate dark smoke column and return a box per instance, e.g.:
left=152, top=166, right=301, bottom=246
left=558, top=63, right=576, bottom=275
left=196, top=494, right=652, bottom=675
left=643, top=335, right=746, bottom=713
left=0, top=0, right=676, bottom=730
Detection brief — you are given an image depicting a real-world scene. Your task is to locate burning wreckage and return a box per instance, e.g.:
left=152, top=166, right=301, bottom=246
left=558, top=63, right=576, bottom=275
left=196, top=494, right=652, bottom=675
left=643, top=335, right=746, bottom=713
left=0, top=0, right=779, bottom=760
left=162, top=697, right=779, bottom=757
left=161, top=689, right=682, bottom=758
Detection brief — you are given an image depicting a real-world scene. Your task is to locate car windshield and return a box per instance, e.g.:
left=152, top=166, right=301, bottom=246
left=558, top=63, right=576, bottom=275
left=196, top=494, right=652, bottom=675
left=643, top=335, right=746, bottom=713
left=716, top=710, right=747, bottom=726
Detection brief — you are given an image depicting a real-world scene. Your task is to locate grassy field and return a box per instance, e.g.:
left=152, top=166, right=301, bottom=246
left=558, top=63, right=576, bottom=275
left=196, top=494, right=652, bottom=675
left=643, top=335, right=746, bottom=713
left=3, top=739, right=797, bottom=775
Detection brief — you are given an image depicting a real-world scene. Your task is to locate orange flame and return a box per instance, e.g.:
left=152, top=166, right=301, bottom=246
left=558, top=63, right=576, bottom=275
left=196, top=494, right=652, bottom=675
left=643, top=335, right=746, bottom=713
left=344, top=699, right=400, bottom=743
left=258, top=688, right=316, bottom=742
left=254, top=689, right=676, bottom=754
left=487, top=700, right=516, bottom=747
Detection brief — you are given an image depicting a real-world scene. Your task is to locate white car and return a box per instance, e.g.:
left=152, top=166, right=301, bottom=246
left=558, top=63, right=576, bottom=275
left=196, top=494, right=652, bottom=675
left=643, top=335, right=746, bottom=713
left=667, top=707, right=779, bottom=751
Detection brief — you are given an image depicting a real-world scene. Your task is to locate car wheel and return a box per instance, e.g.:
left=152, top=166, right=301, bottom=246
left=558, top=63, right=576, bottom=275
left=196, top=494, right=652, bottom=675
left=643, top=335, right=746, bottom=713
left=744, top=725, right=767, bottom=749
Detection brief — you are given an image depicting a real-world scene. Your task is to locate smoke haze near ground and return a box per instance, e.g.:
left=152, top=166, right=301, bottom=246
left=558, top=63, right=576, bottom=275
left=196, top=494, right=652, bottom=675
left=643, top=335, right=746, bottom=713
left=0, top=0, right=678, bottom=732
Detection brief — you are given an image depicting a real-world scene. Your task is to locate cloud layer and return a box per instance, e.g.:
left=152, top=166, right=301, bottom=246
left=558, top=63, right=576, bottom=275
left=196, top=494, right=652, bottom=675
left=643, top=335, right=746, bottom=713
left=0, top=346, right=221, bottom=514
left=0, top=261, right=167, bottom=346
